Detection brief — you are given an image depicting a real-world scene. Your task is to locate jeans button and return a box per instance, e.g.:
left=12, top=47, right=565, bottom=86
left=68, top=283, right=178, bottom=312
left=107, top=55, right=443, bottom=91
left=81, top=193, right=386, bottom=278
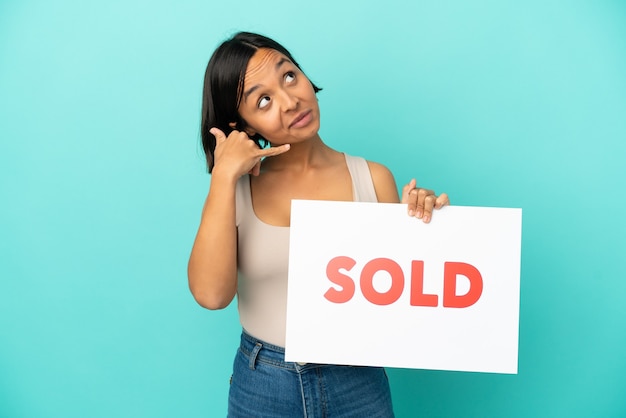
left=296, top=362, right=307, bottom=366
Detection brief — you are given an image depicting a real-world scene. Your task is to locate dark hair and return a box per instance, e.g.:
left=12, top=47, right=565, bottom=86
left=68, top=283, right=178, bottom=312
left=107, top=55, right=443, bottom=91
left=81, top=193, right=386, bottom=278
left=200, top=31, right=321, bottom=172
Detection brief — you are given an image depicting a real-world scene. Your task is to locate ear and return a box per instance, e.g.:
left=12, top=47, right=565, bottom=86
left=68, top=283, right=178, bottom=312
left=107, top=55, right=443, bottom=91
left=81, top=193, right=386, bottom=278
left=228, top=121, right=256, bottom=137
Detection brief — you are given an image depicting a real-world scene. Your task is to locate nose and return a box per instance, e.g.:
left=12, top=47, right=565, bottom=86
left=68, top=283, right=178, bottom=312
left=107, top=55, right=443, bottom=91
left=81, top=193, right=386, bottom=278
left=278, top=88, right=298, bottom=112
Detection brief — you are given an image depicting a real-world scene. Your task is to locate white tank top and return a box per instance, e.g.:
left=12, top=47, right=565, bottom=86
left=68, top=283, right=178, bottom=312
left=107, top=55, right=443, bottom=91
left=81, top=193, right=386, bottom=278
left=235, top=154, right=377, bottom=347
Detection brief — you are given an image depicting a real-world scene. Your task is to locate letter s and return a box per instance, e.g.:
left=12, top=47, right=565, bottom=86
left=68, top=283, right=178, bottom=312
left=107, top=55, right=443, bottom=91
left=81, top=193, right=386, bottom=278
left=324, top=256, right=357, bottom=303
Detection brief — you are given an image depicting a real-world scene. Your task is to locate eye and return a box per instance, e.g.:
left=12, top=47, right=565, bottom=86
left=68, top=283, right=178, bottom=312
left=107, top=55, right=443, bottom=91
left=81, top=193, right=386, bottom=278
left=285, top=71, right=296, bottom=83
left=258, top=95, right=270, bottom=109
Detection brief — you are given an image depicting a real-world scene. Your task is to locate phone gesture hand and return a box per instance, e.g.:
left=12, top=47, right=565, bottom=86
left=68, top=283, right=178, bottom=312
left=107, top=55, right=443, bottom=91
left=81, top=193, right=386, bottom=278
left=210, top=128, right=290, bottom=178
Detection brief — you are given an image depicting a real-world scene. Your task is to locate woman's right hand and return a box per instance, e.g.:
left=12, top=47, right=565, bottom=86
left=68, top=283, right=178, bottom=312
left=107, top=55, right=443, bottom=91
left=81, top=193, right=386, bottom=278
left=210, top=128, right=290, bottom=178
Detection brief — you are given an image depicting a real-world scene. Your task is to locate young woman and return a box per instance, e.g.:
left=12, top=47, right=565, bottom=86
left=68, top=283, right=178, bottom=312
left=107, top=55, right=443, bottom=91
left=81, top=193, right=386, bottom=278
left=188, top=31, right=449, bottom=417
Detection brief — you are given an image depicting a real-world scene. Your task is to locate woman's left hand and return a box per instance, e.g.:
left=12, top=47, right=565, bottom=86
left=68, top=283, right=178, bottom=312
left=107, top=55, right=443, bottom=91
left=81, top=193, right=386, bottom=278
left=401, top=179, right=450, bottom=223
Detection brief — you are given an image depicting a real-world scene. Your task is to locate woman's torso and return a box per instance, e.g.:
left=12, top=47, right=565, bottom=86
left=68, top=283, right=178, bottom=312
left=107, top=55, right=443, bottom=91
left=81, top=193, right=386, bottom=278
left=235, top=153, right=378, bottom=347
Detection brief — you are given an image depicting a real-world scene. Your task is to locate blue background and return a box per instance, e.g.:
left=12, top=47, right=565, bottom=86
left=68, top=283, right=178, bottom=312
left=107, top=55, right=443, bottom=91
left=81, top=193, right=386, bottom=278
left=1, top=0, right=625, bottom=416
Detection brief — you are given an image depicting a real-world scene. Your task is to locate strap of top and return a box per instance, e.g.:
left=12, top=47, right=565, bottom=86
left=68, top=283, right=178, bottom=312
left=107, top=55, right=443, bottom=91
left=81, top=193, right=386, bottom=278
left=345, top=154, right=378, bottom=203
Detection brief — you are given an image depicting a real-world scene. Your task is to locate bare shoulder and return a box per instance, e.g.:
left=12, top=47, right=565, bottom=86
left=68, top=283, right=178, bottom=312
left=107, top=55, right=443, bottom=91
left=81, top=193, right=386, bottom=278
left=367, top=160, right=400, bottom=203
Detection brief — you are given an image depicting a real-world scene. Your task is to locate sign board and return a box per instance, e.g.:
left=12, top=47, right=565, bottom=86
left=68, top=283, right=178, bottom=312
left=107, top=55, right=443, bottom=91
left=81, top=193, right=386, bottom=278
left=285, top=201, right=522, bottom=374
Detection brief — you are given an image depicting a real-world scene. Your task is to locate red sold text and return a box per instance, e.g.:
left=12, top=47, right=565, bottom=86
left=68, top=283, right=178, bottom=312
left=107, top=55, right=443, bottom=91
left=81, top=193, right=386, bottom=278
left=324, top=257, right=483, bottom=308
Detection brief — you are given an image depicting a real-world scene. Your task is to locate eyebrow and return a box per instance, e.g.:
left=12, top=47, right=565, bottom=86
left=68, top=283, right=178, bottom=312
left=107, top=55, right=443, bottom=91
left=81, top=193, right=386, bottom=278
left=242, top=57, right=291, bottom=103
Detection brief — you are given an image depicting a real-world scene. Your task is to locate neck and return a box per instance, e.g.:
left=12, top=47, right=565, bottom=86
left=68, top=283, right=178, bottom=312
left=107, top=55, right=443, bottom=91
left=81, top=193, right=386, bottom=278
left=264, top=134, right=338, bottom=171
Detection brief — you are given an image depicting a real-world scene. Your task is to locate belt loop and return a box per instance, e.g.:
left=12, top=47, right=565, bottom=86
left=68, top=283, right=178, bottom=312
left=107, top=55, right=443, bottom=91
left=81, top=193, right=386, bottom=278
left=249, top=342, right=262, bottom=370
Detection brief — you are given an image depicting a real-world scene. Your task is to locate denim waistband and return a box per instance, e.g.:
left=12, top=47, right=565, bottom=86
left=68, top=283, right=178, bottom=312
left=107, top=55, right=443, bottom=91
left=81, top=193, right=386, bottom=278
left=241, top=330, right=285, bottom=354
left=239, top=330, right=315, bottom=371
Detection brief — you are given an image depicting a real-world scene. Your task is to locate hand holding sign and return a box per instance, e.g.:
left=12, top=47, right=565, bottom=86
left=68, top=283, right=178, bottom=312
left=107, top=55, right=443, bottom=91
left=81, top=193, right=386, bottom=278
left=401, top=179, right=450, bottom=223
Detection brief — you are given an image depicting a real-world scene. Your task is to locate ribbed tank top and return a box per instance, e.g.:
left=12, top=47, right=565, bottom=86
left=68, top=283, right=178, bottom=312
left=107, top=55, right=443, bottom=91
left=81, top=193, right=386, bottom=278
left=234, top=154, right=377, bottom=347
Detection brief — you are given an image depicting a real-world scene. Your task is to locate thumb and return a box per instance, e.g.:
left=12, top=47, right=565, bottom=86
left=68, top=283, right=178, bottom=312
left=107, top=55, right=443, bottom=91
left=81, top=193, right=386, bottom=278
left=401, top=179, right=417, bottom=204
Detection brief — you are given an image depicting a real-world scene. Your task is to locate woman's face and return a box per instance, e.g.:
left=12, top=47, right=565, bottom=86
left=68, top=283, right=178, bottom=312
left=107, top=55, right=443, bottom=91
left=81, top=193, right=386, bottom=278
left=236, top=48, right=320, bottom=145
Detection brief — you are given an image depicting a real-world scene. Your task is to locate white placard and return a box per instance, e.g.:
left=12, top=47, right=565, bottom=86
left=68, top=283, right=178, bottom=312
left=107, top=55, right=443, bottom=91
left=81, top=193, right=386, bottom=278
left=285, top=201, right=522, bottom=374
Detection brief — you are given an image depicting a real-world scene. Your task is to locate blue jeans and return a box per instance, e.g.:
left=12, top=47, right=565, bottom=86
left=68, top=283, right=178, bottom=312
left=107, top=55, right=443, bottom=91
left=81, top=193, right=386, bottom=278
left=228, top=331, right=395, bottom=417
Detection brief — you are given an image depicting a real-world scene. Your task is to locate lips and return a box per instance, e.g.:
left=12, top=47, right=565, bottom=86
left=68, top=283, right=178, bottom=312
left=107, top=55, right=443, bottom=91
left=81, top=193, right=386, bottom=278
left=289, top=110, right=313, bottom=128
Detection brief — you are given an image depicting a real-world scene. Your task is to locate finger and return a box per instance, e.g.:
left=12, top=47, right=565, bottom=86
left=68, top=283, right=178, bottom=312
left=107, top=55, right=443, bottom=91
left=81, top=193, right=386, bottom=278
left=407, top=188, right=419, bottom=217
left=209, top=127, right=227, bottom=144
left=258, top=143, right=291, bottom=158
left=414, top=188, right=434, bottom=219
left=434, top=192, right=450, bottom=209
left=422, top=194, right=437, bottom=223
left=401, top=179, right=417, bottom=204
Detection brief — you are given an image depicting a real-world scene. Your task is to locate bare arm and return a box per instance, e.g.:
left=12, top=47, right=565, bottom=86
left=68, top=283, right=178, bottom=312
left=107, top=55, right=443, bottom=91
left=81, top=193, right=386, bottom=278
left=368, top=161, right=401, bottom=203
left=187, top=169, right=239, bottom=310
